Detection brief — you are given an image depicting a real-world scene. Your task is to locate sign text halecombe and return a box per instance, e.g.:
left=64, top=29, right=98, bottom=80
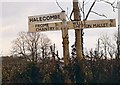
left=28, top=12, right=63, bottom=23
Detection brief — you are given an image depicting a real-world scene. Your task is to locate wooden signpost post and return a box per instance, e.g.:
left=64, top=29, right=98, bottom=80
left=28, top=12, right=116, bottom=66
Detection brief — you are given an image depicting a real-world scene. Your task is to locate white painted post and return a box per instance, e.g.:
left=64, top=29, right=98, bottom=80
left=61, top=11, right=69, bottom=66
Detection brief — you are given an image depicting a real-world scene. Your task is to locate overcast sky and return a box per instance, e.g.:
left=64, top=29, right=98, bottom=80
left=0, top=0, right=119, bottom=57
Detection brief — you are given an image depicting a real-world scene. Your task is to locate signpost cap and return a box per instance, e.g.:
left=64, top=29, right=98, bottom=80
left=62, top=10, right=65, bottom=13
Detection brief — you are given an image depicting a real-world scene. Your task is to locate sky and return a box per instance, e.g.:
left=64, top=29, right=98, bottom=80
left=0, top=0, right=119, bottom=57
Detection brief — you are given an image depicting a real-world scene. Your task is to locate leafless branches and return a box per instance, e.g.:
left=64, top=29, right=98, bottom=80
left=56, top=0, right=64, bottom=11
left=84, top=0, right=97, bottom=20
left=11, top=32, right=52, bottom=63
left=99, top=0, right=118, bottom=11
left=69, top=0, right=118, bottom=21
left=91, top=11, right=107, bottom=18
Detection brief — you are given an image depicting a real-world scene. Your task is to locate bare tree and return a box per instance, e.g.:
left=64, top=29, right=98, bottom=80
left=114, top=31, right=120, bottom=59
left=11, top=32, right=52, bottom=63
left=94, top=33, right=117, bottom=59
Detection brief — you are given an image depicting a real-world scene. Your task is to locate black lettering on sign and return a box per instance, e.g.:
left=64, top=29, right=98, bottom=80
left=58, top=15, right=60, bottom=19
left=36, top=26, right=56, bottom=32
left=73, top=22, right=80, bottom=28
left=29, top=18, right=33, bottom=22
left=104, top=23, right=108, bottom=27
left=85, top=24, right=92, bottom=28
left=46, top=16, right=50, bottom=20
left=49, top=27, right=55, bottom=30
left=55, top=23, right=60, bottom=30
left=41, top=15, right=60, bottom=21
left=35, top=24, right=48, bottom=28
left=29, top=17, right=41, bottom=22
left=29, top=14, right=61, bottom=23
left=39, top=17, right=42, bottom=21
left=43, top=16, right=47, bottom=21
left=53, top=15, right=57, bottom=19
left=93, top=23, right=108, bottom=28
left=93, top=24, right=97, bottom=28
left=49, top=16, right=54, bottom=20
left=36, top=27, right=48, bottom=31
left=34, top=18, right=38, bottom=21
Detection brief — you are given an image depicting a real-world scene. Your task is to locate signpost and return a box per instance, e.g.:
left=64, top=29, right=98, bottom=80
left=61, top=11, right=69, bottom=66
left=28, top=11, right=70, bottom=66
left=28, top=12, right=116, bottom=66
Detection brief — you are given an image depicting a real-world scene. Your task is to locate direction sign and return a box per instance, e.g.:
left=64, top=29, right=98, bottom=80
left=29, top=22, right=62, bottom=32
left=67, top=19, right=116, bottom=29
left=28, top=12, right=65, bottom=23
left=28, top=19, right=116, bottom=32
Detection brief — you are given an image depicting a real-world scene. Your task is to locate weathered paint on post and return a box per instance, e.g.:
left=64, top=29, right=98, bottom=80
left=61, top=11, right=70, bottom=66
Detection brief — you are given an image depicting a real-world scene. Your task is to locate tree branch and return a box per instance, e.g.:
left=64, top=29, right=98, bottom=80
left=69, top=10, right=74, bottom=21
left=91, top=11, right=107, bottom=18
left=84, top=0, right=97, bottom=21
left=100, top=0, right=118, bottom=11
left=82, top=0, right=85, bottom=20
left=56, top=0, right=64, bottom=11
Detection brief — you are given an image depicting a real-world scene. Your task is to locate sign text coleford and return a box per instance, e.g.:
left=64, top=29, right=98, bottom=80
left=28, top=12, right=64, bottom=23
